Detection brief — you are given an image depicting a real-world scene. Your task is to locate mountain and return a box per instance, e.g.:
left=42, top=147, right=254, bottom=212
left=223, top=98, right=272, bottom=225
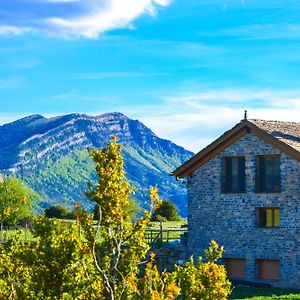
left=0, top=113, right=193, bottom=216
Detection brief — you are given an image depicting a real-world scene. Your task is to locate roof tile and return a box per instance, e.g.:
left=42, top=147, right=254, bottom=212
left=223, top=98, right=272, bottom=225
left=250, top=119, right=300, bottom=152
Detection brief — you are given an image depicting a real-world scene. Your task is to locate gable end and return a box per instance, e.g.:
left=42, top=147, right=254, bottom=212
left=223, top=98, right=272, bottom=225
left=173, top=120, right=300, bottom=178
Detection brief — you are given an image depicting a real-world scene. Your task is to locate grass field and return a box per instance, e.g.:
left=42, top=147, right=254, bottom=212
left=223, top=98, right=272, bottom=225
left=148, top=220, right=187, bottom=229
left=230, top=285, right=300, bottom=300
left=147, top=220, right=187, bottom=243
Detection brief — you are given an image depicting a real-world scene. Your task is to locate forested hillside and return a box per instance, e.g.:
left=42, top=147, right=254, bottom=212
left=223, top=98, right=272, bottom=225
left=0, top=113, right=193, bottom=215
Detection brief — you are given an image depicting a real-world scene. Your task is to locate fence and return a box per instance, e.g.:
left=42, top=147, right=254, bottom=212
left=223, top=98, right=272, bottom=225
left=0, top=223, right=188, bottom=245
left=145, top=227, right=187, bottom=244
left=0, top=224, right=31, bottom=243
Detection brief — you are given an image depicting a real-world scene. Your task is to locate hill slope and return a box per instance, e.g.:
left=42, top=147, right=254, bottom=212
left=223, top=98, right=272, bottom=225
left=0, top=113, right=193, bottom=215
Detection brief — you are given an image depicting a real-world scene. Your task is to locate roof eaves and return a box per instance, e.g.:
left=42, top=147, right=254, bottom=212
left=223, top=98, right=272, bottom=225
left=172, top=120, right=249, bottom=178
left=172, top=119, right=300, bottom=178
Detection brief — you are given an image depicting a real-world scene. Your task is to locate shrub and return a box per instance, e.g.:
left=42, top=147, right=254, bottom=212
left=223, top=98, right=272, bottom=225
left=0, top=137, right=231, bottom=300
left=174, top=241, right=231, bottom=300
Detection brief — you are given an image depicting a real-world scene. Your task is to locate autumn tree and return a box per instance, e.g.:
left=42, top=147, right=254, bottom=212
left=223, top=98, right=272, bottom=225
left=0, top=137, right=231, bottom=300
left=0, top=216, right=103, bottom=299
left=93, top=198, right=140, bottom=221
left=84, top=136, right=230, bottom=300
left=84, top=136, right=155, bottom=300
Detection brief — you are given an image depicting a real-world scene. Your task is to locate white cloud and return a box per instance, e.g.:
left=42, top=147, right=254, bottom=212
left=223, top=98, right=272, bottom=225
left=124, top=88, right=300, bottom=152
left=219, top=24, right=300, bottom=41
left=153, top=0, right=170, bottom=6
left=46, top=0, right=171, bottom=38
left=0, top=26, right=31, bottom=36
left=162, top=89, right=300, bottom=112
left=1, top=0, right=172, bottom=38
left=2, top=87, right=299, bottom=153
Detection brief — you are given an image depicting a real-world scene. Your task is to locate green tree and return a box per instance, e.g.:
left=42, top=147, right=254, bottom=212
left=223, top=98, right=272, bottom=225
left=0, top=176, right=37, bottom=227
left=151, top=199, right=181, bottom=222
left=44, top=205, right=69, bottom=219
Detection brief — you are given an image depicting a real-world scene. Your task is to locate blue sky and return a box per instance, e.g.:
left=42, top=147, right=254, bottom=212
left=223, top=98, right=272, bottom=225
left=0, top=0, right=300, bottom=151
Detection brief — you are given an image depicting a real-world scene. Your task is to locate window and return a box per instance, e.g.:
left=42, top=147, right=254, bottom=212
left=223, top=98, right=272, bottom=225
left=257, top=259, right=280, bottom=280
left=257, top=155, right=281, bottom=193
left=258, top=207, right=280, bottom=228
left=225, top=258, right=246, bottom=279
left=222, top=157, right=245, bottom=193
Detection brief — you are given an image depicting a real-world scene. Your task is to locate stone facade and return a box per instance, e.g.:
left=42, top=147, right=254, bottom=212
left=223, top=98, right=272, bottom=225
left=187, top=133, right=300, bottom=288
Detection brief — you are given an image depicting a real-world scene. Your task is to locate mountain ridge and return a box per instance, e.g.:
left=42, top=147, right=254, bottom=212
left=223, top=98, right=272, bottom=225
left=0, top=112, right=193, bottom=215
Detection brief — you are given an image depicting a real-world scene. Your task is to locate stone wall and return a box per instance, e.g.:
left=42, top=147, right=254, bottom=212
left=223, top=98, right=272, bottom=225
left=187, top=133, right=300, bottom=288
left=152, top=241, right=187, bottom=272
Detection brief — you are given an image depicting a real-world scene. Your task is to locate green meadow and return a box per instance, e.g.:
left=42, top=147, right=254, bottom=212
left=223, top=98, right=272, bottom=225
left=230, top=285, right=300, bottom=300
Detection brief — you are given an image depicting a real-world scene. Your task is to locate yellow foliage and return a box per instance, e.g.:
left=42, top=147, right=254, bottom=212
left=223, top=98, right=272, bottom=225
left=0, top=138, right=231, bottom=300
left=4, top=206, right=10, bottom=216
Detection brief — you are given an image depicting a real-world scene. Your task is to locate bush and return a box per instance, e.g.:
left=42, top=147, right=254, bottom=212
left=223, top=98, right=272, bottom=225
left=175, top=241, right=231, bottom=300
left=0, top=138, right=231, bottom=299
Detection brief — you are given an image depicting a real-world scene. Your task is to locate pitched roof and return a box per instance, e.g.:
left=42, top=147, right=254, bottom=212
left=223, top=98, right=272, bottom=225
left=250, top=119, right=300, bottom=152
left=173, top=119, right=300, bottom=178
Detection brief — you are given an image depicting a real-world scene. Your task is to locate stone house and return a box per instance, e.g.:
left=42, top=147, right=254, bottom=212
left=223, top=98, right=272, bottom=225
left=173, top=118, right=300, bottom=288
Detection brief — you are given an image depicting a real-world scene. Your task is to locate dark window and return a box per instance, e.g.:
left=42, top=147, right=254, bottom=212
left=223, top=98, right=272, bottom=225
left=222, top=157, right=245, bottom=193
left=258, top=207, right=280, bottom=228
left=257, top=155, right=281, bottom=193
left=257, top=259, right=280, bottom=280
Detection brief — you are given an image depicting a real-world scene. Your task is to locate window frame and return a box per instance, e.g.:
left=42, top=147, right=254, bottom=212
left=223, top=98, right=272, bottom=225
left=222, top=156, right=246, bottom=194
left=257, top=207, right=280, bottom=228
left=256, top=155, right=281, bottom=193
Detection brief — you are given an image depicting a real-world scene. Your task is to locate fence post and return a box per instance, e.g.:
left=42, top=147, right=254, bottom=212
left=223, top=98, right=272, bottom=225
left=159, top=220, right=163, bottom=243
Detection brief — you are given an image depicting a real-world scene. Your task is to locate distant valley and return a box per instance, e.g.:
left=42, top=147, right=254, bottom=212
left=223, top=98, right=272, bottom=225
left=0, top=113, right=193, bottom=216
